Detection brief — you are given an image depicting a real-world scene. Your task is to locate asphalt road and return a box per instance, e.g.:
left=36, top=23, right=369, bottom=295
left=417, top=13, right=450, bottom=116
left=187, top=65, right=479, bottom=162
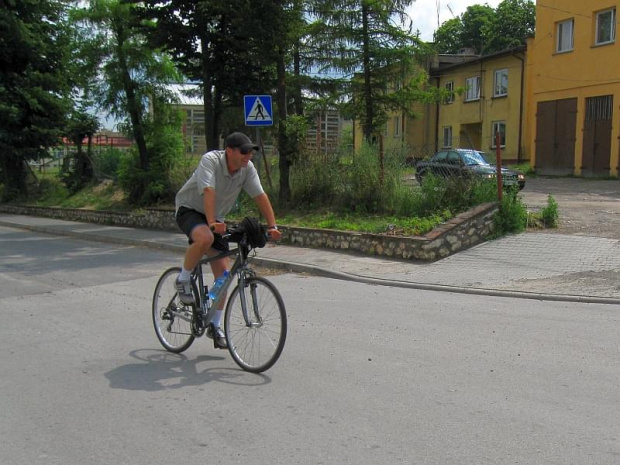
left=1, top=227, right=619, bottom=464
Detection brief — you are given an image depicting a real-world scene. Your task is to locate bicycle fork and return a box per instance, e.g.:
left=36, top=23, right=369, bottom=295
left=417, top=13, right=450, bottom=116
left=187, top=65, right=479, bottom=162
left=238, top=276, right=263, bottom=328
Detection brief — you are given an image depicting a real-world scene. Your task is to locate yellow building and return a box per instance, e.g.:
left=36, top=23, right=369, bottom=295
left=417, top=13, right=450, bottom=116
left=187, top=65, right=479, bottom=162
left=526, top=1, right=620, bottom=176
left=432, top=46, right=528, bottom=164
left=352, top=49, right=528, bottom=165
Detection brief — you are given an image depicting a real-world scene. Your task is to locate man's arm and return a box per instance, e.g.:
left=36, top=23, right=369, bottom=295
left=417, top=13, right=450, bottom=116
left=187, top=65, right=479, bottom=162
left=204, top=187, right=226, bottom=234
left=253, top=193, right=282, bottom=240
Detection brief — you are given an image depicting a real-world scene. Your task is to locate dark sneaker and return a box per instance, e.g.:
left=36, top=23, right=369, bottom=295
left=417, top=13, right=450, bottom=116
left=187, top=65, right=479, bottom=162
left=174, top=277, right=194, bottom=305
left=207, top=324, right=228, bottom=349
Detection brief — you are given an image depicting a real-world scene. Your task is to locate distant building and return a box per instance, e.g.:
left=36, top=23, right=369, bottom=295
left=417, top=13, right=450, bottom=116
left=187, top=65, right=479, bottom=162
left=305, top=109, right=352, bottom=156
left=431, top=46, right=528, bottom=164
left=168, top=83, right=207, bottom=155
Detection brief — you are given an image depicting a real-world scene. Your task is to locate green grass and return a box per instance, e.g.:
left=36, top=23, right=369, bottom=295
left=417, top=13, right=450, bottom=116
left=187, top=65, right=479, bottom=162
left=274, top=210, right=452, bottom=236
left=26, top=177, right=133, bottom=211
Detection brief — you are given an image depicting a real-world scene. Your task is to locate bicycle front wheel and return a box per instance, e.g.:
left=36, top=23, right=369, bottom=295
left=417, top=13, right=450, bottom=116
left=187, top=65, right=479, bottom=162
left=224, top=276, right=287, bottom=373
left=152, top=267, right=196, bottom=353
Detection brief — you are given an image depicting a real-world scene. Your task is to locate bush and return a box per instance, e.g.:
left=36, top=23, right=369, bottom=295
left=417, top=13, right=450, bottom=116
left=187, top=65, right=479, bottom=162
left=93, top=148, right=125, bottom=179
left=541, top=194, right=559, bottom=228
left=118, top=104, right=186, bottom=206
left=493, top=189, right=528, bottom=236
left=416, top=174, right=496, bottom=217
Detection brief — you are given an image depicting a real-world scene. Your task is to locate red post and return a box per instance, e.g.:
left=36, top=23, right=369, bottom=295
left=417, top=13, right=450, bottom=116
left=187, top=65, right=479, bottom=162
left=495, top=131, right=503, bottom=202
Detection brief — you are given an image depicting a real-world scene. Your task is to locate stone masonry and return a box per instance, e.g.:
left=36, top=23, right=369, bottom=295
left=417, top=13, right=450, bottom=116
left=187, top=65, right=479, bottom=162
left=0, top=203, right=497, bottom=262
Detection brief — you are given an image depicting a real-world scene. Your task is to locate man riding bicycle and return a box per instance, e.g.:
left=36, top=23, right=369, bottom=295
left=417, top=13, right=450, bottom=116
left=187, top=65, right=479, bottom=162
left=174, top=132, right=282, bottom=349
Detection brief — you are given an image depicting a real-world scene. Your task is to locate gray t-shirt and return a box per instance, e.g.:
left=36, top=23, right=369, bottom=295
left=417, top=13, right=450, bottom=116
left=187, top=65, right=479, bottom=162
left=175, top=150, right=264, bottom=220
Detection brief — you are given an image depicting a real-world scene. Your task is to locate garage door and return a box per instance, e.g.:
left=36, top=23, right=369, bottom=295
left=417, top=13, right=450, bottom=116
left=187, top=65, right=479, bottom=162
left=535, top=98, right=577, bottom=176
left=582, top=95, right=613, bottom=177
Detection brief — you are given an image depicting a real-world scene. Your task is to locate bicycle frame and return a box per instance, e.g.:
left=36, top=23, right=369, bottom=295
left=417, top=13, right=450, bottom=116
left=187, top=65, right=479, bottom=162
left=192, top=238, right=259, bottom=331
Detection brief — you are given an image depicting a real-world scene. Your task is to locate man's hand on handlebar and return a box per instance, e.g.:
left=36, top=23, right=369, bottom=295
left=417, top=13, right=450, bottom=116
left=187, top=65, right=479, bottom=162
left=267, top=226, right=282, bottom=242
left=210, top=222, right=227, bottom=235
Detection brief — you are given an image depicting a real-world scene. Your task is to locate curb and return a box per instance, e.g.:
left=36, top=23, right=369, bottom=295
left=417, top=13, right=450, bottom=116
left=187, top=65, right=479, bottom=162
left=2, top=220, right=620, bottom=306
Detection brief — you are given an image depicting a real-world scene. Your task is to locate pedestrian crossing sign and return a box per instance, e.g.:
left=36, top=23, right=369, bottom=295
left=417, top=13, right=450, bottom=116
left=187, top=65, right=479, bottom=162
left=244, top=95, right=273, bottom=126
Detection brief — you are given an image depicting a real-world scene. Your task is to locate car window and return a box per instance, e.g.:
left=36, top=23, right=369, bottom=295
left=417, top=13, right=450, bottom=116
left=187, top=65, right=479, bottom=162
left=461, top=150, right=489, bottom=166
left=432, top=152, right=447, bottom=162
left=447, top=152, right=462, bottom=165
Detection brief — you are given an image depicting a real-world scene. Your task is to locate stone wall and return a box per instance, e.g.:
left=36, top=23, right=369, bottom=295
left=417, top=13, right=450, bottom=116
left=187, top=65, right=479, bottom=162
left=0, top=203, right=497, bottom=262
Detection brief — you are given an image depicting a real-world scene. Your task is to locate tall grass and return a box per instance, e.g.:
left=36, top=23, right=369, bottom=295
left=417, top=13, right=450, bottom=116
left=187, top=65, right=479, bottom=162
left=288, top=142, right=498, bottom=221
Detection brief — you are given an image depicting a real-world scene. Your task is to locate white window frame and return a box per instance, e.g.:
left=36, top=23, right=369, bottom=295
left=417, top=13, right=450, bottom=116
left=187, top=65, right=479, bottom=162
left=493, top=69, right=508, bottom=97
left=465, top=76, right=481, bottom=101
left=444, top=81, right=454, bottom=104
left=491, top=121, right=506, bottom=148
left=596, top=8, right=616, bottom=45
left=556, top=19, right=574, bottom=53
left=442, top=126, right=453, bottom=148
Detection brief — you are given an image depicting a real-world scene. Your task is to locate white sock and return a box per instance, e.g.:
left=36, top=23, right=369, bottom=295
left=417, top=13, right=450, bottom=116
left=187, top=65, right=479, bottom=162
left=179, top=267, right=192, bottom=281
left=211, top=310, right=223, bottom=328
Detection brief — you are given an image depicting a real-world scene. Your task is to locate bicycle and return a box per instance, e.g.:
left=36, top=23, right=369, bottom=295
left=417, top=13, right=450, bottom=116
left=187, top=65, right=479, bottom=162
left=152, top=220, right=287, bottom=373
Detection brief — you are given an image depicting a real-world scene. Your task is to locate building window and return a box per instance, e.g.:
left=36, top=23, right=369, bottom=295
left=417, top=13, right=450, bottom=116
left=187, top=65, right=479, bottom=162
left=442, top=126, right=453, bottom=148
left=491, top=121, right=506, bottom=148
left=493, top=69, right=508, bottom=97
left=444, top=81, right=454, bottom=104
left=556, top=19, right=574, bottom=52
left=596, top=8, right=616, bottom=45
left=394, top=116, right=401, bottom=137
left=465, top=76, right=481, bottom=101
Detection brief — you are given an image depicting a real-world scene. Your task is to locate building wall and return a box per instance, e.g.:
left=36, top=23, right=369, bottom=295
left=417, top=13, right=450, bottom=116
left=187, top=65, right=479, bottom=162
left=435, top=51, right=528, bottom=164
left=526, top=0, right=620, bottom=176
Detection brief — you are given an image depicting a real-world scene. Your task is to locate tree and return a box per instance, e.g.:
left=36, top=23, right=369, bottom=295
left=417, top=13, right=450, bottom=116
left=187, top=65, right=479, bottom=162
left=307, top=0, right=432, bottom=142
left=136, top=0, right=280, bottom=150
left=433, top=18, right=464, bottom=54
left=433, top=1, right=535, bottom=55
left=61, top=109, right=100, bottom=192
left=71, top=0, right=180, bottom=171
left=0, top=0, right=72, bottom=200
left=460, top=4, right=494, bottom=54
left=483, top=0, right=535, bottom=54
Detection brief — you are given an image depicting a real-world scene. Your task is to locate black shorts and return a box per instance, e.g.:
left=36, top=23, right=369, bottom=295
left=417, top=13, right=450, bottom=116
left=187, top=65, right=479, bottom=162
left=175, top=206, right=229, bottom=252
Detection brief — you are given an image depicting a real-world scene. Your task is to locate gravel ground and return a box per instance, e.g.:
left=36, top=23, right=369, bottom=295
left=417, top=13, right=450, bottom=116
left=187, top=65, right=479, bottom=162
left=519, top=177, right=620, bottom=239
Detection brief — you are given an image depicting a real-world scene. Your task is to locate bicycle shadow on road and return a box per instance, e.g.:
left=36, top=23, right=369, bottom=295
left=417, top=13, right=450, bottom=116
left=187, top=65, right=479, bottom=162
left=104, top=349, right=271, bottom=391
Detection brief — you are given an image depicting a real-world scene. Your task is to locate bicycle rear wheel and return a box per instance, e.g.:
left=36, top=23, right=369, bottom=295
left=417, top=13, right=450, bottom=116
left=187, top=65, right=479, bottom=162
left=224, top=276, right=287, bottom=373
left=152, top=267, right=196, bottom=353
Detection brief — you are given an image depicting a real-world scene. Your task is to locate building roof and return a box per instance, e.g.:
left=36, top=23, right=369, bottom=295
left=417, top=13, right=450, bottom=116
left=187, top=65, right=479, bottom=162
left=169, top=83, right=203, bottom=106
left=430, top=45, right=526, bottom=76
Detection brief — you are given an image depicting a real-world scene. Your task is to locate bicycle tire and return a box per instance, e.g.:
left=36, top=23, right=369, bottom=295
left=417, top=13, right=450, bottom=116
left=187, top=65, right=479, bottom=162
left=224, top=276, right=287, bottom=373
left=152, top=267, right=196, bottom=353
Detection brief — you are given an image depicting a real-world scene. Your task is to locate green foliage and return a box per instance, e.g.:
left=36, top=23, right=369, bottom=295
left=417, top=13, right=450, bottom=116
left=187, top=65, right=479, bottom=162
left=528, top=194, right=559, bottom=229
left=93, top=148, right=126, bottom=179
left=541, top=195, right=559, bottom=228
left=417, top=174, right=497, bottom=216
left=117, top=104, right=186, bottom=205
left=288, top=143, right=497, bottom=232
left=307, top=1, right=436, bottom=140
left=433, top=18, right=463, bottom=53
left=0, top=0, right=73, bottom=199
left=283, top=115, right=310, bottom=164
left=433, top=0, right=535, bottom=55
left=484, top=0, right=536, bottom=53
left=493, top=189, right=528, bottom=236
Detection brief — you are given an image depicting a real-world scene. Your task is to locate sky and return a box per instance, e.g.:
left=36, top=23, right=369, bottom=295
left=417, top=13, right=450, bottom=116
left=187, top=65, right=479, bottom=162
left=406, top=0, right=503, bottom=42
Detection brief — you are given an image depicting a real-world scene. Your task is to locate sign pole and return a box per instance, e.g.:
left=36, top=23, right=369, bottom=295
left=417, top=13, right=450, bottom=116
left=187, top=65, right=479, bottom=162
left=255, top=127, right=261, bottom=177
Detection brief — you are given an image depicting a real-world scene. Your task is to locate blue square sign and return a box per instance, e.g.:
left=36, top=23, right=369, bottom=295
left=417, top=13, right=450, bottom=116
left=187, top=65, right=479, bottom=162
left=244, top=95, right=273, bottom=126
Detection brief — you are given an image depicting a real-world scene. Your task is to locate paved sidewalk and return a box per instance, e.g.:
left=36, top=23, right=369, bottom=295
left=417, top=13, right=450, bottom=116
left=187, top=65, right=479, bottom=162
left=1, top=213, right=619, bottom=305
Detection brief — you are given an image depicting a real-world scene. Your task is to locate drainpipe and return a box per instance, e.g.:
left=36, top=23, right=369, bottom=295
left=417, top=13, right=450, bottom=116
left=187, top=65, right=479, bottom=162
left=434, top=76, right=440, bottom=151
left=514, top=51, right=525, bottom=164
